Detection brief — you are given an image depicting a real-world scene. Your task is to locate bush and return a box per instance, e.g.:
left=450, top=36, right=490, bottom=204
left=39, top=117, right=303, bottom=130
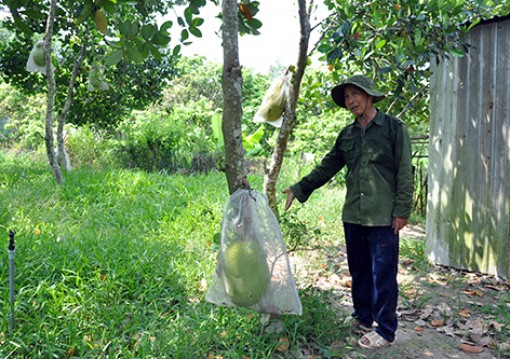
left=0, top=81, right=46, bottom=150
left=113, top=105, right=223, bottom=173
left=65, top=124, right=118, bottom=169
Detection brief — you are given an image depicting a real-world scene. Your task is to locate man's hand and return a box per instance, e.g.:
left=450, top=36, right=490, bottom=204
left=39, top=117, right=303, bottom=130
left=392, top=217, right=408, bottom=235
left=282, top=188, right=295, bottom=211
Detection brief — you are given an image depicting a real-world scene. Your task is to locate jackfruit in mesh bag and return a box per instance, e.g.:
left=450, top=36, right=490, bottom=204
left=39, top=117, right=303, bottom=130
left=253, top=73, right=290, bottom=128
left=88, top=65, right=109, bottom=91
left=206, top=189, right=302, bottom=315
left=26, top=40, right=48, bottom=74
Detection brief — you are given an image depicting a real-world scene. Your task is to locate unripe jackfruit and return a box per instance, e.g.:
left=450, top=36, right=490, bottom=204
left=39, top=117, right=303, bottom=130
left=222, top=239, right=270, bottom=306
left=33, top=42, right=46, bottom=67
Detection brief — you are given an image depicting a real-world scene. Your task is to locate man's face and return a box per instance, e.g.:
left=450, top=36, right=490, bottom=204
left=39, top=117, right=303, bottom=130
left=344, top=85, right=371, bottom=117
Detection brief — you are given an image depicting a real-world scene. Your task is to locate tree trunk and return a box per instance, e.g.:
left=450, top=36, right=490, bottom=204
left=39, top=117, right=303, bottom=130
left=43, top=0, right=63, bottom=184
left=221, top=0, right=248, bottom=195
left=263, top=0, right=311, bottom=214
left=56, top=44, right=87, bottom=172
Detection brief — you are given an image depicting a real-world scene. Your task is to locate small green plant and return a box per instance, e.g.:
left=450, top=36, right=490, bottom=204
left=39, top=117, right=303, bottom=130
left=399, top=282, right=431, bottom=311
left=0, top=152, right=350, bottom=358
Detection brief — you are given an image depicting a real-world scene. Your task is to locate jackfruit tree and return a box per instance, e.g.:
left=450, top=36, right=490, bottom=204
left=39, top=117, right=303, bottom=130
left=219, top=0, right=262, bottom=194
left=0, top=0, right=207, bottom=183
left=262, top=0, right=510, bottom=213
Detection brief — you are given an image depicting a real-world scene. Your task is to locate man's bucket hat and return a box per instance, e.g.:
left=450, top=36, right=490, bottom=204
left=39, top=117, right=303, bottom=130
left=331, top=75, right=386, bottom=108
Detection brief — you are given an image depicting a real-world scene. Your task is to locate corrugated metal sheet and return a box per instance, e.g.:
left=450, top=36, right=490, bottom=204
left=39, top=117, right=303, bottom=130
left=426, top=17, right=510, bottom=277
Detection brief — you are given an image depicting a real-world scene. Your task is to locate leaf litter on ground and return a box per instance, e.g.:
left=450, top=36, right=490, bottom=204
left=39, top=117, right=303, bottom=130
left=288, top=224, right=510, bottom=358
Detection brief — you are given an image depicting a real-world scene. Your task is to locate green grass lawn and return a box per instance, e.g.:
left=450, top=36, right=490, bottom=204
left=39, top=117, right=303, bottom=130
left=0, top=152, right=350, bottom=358
left=3, top=152, right=507, bottom=358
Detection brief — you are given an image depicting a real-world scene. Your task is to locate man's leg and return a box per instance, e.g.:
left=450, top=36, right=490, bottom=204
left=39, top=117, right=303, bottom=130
left=367, top=226, right=399, bottom=342
left=344, top=222, right=373, bottom=327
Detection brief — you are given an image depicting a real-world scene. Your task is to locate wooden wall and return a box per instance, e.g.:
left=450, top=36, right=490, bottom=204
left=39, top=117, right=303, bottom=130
left=426, top=16, right=510, bottom=278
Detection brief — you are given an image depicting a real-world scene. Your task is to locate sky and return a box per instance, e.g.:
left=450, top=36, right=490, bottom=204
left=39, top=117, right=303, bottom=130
left=170, top=1, right=329, bottom=74
left=0, top=1, right=329, bottom=74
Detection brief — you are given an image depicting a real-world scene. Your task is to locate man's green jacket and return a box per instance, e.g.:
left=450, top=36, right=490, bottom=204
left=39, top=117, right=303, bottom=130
left=290, top=110, right=414, bottom=227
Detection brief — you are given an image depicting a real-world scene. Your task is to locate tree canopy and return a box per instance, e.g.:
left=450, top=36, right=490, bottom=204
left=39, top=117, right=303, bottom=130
left=0, top=0, right=209, bottom=127
left=318, top=0, right=510, bottom=125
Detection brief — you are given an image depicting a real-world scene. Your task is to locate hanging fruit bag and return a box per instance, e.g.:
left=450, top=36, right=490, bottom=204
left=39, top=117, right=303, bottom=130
left=26, top=40, right=48, bottom=74
left=206, top=189, right=302, bottom=315
left=253, top=72, right=291, bottom=128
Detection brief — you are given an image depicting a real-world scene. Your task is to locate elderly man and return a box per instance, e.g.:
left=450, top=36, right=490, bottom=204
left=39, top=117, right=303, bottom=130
left=283, top=75, right=414, bottom=349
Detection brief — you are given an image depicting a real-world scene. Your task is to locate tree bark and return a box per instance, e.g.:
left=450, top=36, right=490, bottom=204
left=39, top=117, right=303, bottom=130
left=221, top=0, right=248, bottom=195
left=263, top=0, right=311, bottom=214
left=43, top=0, right=63, bottom=184
left=56, top=44, right=87, bottom=172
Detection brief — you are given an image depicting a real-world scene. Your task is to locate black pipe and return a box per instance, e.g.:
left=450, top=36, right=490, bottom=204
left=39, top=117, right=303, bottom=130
left=8, top=229, right=15, bottom=334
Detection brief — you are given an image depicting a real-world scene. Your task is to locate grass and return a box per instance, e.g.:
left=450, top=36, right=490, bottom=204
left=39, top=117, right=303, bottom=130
left=0, top=151, right=350, bottom=358
left=3, top=151, right=507, bottom=358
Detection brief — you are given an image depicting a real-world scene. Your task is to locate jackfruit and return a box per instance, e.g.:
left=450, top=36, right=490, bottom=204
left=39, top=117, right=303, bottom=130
left=258, top=77, right=285, bottom=122
left=222, top=239, right=270, bottom=306
left=33, top=42, right=46, bottom=67
left=95, top=9, right=108, bottom=34
left=89, top=66, right=103, bottom=88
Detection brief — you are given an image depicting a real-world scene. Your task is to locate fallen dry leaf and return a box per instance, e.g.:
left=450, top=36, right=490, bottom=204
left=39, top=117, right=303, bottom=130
left=458, top=309, right=471, bottom=318
left=415, top=319, right=427, bottom=327
left=419, top=306, right=434, bottom=319
left=414, top=326, right=425, bottom=332
left=458, top=343, right=483, bottom=353
left=469, top=332, right=482, bottom=343
left=401, top=258, right=414, bottom=266
left=478, top=336, right=496, bottom=348
left=430, top=319, right=445, bottom=327
left=484, top=285, right=502, bottom=291
left=464, top=289, right=484, bottom=297
left=276, top=337, right=289, bottom=352
left=489, top=320, right=505, bottom=332
left=499, top=342, right=510, bottom=351
left=467, top=318, right=485, bottom=334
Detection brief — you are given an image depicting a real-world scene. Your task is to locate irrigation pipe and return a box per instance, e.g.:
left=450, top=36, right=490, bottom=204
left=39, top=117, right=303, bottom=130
left=8, top=229, right=15, bottom=335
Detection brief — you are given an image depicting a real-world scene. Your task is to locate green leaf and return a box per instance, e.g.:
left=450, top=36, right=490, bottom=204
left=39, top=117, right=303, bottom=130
left=192, top=17, right=205, bottom=27
left=172, top=45, right=181, bottom=57
left=248, top=18, right=262, bottom=30
left=184, top=7, right=194, bottom=25
left=125, top=42, right=145, bottom=63
left=105, top=49, right=123, bottom=66
left=119, top=21, right=139, bottom=40
left=181, top=29, right=189, bottom=41
left=141, top=24, right=157, bottom=41
left=77, top=0, right=94, bottom=24
left=452, top=48, right=465, bottom=57
left=327, top=48, right=343, bottom=62
left=189, top=26, right=202, bottom=38
left=160, top=21, right=173, bottom=32
left=243, top=125, right=264, bottom=151
left=376, top=39, right=387, bottom=49
left=148, top=43, right=163, bottom=61
left=318, top=43, right=332, bottom=53
left=152, top=31, right=171, bottom=46
left=102, top=0, right=115, bottom=13
left=211, top=112, right=224, bottom=148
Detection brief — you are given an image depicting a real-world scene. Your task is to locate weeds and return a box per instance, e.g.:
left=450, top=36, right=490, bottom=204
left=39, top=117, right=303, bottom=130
left=0, top=152, right=351, bottom=358
left=1, top=152, right=508, bottom=358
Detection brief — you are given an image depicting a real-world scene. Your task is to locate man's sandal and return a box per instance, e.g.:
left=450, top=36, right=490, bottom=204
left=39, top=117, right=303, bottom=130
left=358, top=331, right=394, bottom=349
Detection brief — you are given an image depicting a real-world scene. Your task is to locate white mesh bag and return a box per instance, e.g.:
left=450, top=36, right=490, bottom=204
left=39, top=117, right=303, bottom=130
left=206, top=189, right=302, bottom=315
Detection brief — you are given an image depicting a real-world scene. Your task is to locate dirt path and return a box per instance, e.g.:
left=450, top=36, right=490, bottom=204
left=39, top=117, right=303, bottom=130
left=289, top=224, right=510, bottom=359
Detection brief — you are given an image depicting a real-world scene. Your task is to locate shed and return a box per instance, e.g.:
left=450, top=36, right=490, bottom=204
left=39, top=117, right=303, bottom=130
left=426, top=15, right=510, bottom=278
